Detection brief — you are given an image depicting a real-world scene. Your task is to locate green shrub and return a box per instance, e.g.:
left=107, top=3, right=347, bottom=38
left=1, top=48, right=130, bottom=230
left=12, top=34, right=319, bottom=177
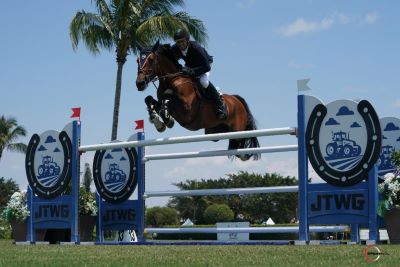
left=146, top=207, right=179, bottom=227
left=203, top=204, right=234, bottom=224
left=0, top=218, right=11, bottom=239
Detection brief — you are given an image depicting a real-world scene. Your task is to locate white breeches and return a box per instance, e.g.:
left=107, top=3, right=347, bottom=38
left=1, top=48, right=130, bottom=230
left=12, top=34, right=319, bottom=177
left=199, top=72, right=210, bottom=88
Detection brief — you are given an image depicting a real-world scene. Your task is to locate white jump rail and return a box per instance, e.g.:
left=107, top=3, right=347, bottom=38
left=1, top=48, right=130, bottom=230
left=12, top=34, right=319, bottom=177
left=79, top=127, right=297, bottom=152
left=144, top=145, right=298, bottom=161
left=144, top=185, right=299, bottom=198
left=145, top=226, right=348, bottom=234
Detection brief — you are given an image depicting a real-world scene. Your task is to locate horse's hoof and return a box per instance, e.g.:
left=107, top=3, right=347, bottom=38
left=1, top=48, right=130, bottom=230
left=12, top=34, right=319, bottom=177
left=166, top=118, right=175, bottom=128
left=156, top=125, right=166, bottom=132
left=154, top=121, right=166, bottom=132
left=152, top=116, right=166, bottom=132
left=238, top=154, right=251, bottom=161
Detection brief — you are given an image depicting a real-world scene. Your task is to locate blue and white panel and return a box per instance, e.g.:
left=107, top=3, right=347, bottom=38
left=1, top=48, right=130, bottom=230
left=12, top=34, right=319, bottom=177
left=33, top=130, right=66, bottom=187
left=93, top=141, right=138, bottom=204
left=378, top=117, right=400, bottom=177
left=319, top=100, right=366, bottom=171
left=306, top=99, right=382, bottom=187
left=25, top=126, right=72, bottom=199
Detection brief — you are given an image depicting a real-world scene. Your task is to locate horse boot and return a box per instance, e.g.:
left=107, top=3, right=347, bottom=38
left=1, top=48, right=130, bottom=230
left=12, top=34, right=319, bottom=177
left=204, top=82, right=227, bottom=120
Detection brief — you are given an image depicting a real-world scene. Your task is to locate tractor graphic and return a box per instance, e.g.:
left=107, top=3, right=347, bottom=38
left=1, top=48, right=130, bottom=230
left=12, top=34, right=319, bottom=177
left=104, top=163, right=126, bottom=183
left=325, top=131, right=362, bottom=158
left=37, top=155, right=61, bottom=178
left=378, top=145, right=394, bottom=169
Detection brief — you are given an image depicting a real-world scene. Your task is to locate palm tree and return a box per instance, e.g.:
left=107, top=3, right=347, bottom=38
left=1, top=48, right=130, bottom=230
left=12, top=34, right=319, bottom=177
left=70, top=0, right=208, bottom=140
left=0, top=116, right=27, bottom=162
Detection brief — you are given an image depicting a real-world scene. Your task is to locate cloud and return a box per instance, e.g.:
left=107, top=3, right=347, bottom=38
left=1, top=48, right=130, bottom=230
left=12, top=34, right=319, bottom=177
left=38, top=145, right=47, bottom=151
left=277, top=12, right=378, bottom=38
left=397, top=137, right=400, bottom=142
left=53, top=148, right=60, bottom=152
left=45, top=136, right=57, bottom=143
left=120, top=156, right=127, bottom=161
left=105, top=153, right=113, bottom=159
left=288, top=60, right=313, bottom=69
left=360, top=12, right=379, bottom=25
left=277, top=16, right=334, bottom=37
left=235, top=0, right=256, bottom=8
left=350, top=122, right=362, bottom=128
left=384, top=122, right=400, bottom=131
left=337, top=13, right=351, bottom=24
left=383, top=135, right=387, bottom=140
left=394, top=99, right=400, bottom=108
left=325, top=118, right=340, bottom=126
left=336, top=106, right=354, bottom=116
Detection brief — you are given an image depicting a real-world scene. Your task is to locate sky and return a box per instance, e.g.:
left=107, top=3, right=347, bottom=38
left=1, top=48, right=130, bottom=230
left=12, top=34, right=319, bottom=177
left=1, top=1, right=400, bottom=207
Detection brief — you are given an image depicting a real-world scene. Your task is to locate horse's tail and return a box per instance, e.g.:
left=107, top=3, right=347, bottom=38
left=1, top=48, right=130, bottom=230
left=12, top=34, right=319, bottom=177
left=229, top=95, right=260, bottom=160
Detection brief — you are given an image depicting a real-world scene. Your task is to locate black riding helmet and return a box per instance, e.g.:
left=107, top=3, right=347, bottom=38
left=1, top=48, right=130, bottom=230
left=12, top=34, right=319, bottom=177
left=174, top=28, right=190, bottom=41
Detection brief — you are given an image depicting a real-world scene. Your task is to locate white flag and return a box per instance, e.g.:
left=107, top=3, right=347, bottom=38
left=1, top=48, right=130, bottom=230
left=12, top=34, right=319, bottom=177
left=297, top=79, right=311, bottom=91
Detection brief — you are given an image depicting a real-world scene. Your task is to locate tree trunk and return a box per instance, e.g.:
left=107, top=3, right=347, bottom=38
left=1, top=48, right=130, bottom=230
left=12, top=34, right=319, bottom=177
left=111, top=61, right=125, bottom=141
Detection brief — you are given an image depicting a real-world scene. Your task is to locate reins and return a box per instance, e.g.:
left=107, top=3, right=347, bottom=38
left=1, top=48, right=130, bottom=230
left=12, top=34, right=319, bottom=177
left=151, top=72, right=183, bottom=89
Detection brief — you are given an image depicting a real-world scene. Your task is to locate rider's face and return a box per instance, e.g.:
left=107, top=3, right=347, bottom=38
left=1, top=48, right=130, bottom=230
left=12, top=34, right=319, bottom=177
left=176, top=38, right=188, bottom=51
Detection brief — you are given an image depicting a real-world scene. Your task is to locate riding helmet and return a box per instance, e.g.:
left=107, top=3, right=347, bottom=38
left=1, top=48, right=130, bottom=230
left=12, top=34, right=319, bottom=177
left=174, top=28, right=190, bottom=41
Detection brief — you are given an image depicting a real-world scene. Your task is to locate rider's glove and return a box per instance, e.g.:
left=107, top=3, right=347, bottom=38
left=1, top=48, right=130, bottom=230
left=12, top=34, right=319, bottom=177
left=182, top=67, right=195, bottom=76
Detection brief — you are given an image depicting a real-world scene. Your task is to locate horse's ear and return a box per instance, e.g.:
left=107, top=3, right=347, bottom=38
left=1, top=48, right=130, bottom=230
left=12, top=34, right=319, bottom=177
left=152, top=40, right=160, bottom=53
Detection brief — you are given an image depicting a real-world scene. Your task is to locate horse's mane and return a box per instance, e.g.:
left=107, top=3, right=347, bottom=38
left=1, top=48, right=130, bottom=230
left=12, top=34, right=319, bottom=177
left=157, top=44, right=181, bottom=69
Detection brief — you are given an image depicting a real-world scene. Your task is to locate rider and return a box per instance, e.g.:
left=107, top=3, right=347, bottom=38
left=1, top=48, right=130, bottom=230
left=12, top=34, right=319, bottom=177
left=171, top=28, right=227, bottom=120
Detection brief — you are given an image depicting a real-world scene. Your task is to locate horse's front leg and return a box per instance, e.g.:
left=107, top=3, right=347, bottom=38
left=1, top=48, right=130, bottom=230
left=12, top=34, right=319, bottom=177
left=144, top=95, right=166, bottom=132
left=159, top=98, right=175, bottom=128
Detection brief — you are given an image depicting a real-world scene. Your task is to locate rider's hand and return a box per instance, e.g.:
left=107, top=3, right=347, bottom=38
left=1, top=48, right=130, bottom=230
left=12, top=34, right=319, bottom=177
left=182, top=67, right=195, bottom=76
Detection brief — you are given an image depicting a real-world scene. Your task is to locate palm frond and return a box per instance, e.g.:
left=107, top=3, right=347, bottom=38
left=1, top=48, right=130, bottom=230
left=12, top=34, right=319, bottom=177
left=7, top=143, right=27, bottom=154
left=0, top=116, right=17, bottom=138
left=0, top=116, right=26, bottom=156
left=136, top=14, right=184, bottom=45
left=0, top=116, right=17, bottom=128
left=92, top=0, right=112, bottom=20
left=7, top=126, right=27, bottom=143
left=111, top=0, right=131, bottom=32
left=70, top=11, right=114, bottom=54
left=135, top=11, right=208, bottom=48
left=140, top=0, right=185, bottom=19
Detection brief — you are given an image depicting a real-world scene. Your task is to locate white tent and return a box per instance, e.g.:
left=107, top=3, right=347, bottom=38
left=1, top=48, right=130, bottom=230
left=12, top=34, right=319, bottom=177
left=266, top=217, right=275, bottom=225
left=181, top=218, right=194, bottom=226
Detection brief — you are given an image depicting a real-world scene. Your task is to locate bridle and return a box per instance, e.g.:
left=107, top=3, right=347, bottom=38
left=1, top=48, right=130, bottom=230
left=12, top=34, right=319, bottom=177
left=137, top=52, right=156, bottom=84
left=137, top=51, right=183, bottom=89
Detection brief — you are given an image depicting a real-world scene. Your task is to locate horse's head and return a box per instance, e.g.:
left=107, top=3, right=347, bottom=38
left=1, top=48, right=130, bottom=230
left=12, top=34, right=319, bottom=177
left=136, top=41, right=180, bottom=91
left=135, top=42, right=158, bottom=91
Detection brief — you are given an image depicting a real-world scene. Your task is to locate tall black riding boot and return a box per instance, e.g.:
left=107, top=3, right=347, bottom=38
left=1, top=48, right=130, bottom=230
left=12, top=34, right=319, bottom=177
left=204, top=82, right=227, bottom=120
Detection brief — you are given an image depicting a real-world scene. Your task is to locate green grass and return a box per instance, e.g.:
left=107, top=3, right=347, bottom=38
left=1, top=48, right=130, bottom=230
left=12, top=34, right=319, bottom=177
left=0, top=239, right=399, bottom=266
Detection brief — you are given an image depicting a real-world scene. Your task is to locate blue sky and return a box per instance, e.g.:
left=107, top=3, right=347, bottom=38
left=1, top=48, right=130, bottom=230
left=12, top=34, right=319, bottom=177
left=1, top=1, right=400, bottom=207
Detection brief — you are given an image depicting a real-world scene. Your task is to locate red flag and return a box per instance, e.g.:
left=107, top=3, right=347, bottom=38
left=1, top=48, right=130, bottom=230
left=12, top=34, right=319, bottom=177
left=135, top=120, right=144, bottom=131
left=70, top=107, right=81, bottom=120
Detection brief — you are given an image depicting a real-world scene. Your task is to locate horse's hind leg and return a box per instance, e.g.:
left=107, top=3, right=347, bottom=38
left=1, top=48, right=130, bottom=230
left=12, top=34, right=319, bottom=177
left=145, top=95, right=166, bottom=132
left=228, top=139, right=252, bottom=161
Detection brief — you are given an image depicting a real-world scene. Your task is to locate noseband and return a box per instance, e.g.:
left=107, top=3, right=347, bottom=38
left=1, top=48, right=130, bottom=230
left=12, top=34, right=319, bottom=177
left=138, top=51, right=184, bottom=88
left=137, top=52, right=157, bottom=84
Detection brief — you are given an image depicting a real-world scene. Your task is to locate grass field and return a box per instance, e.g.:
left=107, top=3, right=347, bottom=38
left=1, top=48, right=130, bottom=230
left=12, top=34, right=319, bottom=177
left=0, top=240, right=399, bottom=266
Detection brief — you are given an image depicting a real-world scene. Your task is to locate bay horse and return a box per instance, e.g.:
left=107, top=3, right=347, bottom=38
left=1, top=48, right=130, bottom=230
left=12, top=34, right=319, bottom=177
left=135, top=41, right=260, bottom=160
